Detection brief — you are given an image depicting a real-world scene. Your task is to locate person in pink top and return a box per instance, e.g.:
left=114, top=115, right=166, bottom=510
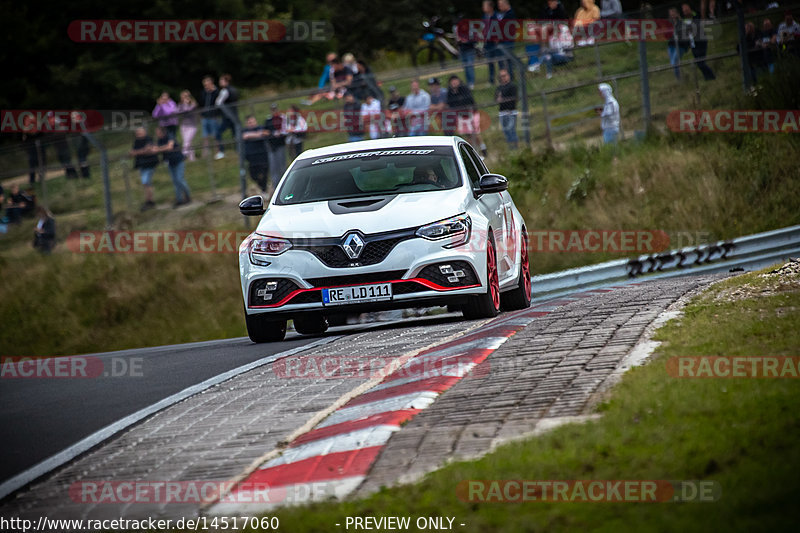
left=152, top=92, right=179, bottom=139
left=177, top=90, right=198, bottom=161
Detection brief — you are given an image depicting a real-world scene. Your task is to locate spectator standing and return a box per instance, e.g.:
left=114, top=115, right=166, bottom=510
left=32, top=206, right=55, bottom=254
left=387, top=86, right=406, bottom=136
left=361, top=95, right=383, bottom=140
left=155, top=126, right=191, bottom=207
left=455, top=14, right=477, bottom=88
left=285, top=105, right=307, bottom=159
left=177, top=90, right=198, bottom=161
left=215, top=74, right=241, bottom=159
left=682, top=4, right=715, bottom=81
left=200, top=76, right=221, bottom=159
left=69, top=111, right=91, bottom=178
left=777, top=10, right=800, bottom=55
left=46, top=113, right=78, bottom=179
left=242, top=116, right=270, bottom=192
left=152, top=92, right=179, bottom=140
left=129, top=127, right=159, bottom=211
left=21, top=115, right=45, bottom=184
left=343, top=92, right=365, bottom=142
left=666, top=7, right=690, bottom=80
left=403, top=80, right=431, bottom=136
left=574, top=0, right=600, bottom=25
left=495, top=69, right=518, bottom=149
left=482, top=1, right=499, bottom=84
left=447, top=75, right=487, bottom=157
left=264, top=104, right=287, bottom=188
left=596, top=83, right=620, bottom=144
left=495, top=0, right=517, bottom=78
left=759, top=19, right=777, bottom=75
left=739, top=22, right=763, bottom=84
left=427, top=77, right=449, bottom=135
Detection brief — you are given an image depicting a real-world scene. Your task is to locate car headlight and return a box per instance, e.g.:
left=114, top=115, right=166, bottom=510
left=249, top=234, right=292, bottom=265
left=416, top=214, right=471, bottom=247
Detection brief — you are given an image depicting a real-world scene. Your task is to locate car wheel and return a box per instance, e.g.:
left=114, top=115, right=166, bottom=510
left=501, top=229, right=532, bottom=310
left=462, top=234, right=501, bottom=319
left=293, top=314, right=329, bottom=335
left=245, top=312, right=287, bottom=343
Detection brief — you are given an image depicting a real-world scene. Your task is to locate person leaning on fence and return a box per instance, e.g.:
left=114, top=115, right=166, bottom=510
left=447, top=75, right=488, bottom=157
left=759, top=19, right=777, bottom=75
left=495, top=69, right=518, bottom=150
left=215, top=74, right=241, bottom=159
left=681, top=3, right=715, bottom=81
left=285, top=105, right=307, bottom=159
left=495, top=0, right=517, bottom=79
left=32, top=206, right=55, bottom=254
left=777, top=10, right=800, bottom=56
left=361, top=94, right=383, bottom=140
left=200, top=76, right=221, bottom=159
left=69, top=111, right=91, bottom=179
left=738, top=22, right=764, bottom=85
left=129, top=127, right=159, bottom=211
left=155, top=126, right=191, bottom=208
left=177, top=90, right=198, bottom=162
left=455, top=13, right=477, bottom=89
left=242, top=115, right=270, bottom=193
left=46, top=113, right=78, bottom=180
left=596, top=83, right=620, bottom=145
left=264, top=104, right=287, bottom=188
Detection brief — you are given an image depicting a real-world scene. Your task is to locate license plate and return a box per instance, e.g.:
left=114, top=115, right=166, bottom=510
left=322, top=283, right=392, bottom=306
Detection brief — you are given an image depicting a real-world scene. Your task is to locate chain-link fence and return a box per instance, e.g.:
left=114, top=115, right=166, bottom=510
left=1, top=5, right=797, bottom=234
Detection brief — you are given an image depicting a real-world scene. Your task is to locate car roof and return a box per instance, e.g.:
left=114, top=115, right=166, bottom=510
left=296, top=136, right=465, bottom=160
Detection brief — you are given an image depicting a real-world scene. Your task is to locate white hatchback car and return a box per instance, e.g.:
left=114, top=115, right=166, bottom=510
left=238, top=136, right=531, bottom=342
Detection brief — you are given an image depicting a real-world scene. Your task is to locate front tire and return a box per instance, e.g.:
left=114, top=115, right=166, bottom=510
left=501, top=229, right=532, bottom=310
left=245, top=312, right=287, bottom=343
left=293, top=314, right=329, bottom=336
left=462, top=234, right=501, bottom=319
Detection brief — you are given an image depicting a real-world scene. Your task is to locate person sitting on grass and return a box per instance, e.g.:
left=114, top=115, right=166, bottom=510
left=305, top=58, right=351, bottom=105
left=242, top=115, right=270, bottom=192
left=155, top=126, right=191, bottom=208
left=4, top=184, right=36, bottom=224
left=129, top=127, right=160, bottom=212
left=33, top=206, right=55, bottom=254
left=541, top=23, right=575, bottom=79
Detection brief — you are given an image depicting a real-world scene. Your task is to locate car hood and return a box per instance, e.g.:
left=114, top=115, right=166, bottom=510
left=256, top=190, right=470, bottom=238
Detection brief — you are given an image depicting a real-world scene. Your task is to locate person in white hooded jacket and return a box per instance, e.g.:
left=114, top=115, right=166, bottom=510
left=597, top=83, right=620, bottom=144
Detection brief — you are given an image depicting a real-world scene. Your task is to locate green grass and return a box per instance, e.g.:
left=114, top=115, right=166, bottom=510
left=256, top=267, right=800, bottom=532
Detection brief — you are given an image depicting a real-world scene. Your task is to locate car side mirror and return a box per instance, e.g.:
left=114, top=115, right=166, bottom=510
left=239, top=195, right=266, bottom=216
left=476, top=173, right=508, bottom=195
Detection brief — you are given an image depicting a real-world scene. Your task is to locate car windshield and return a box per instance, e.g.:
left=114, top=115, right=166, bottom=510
left=275, top=146, right=461, bottom=205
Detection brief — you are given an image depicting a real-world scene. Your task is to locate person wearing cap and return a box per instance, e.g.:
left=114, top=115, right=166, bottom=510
left=264, top=104, right=287, bottom=188
left=596, top=83, right=620, bottom=144
left=403, top=79, right=431, bottom=136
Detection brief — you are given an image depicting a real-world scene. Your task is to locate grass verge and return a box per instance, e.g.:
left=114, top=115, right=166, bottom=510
left=261, top=264, right=800, bottom=532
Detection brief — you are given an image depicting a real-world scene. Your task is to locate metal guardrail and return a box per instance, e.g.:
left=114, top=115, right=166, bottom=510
left=532, top=225, right=800, bottom=297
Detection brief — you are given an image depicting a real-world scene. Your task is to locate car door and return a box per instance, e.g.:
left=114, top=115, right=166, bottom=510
left=458, top=143, right=509, bottom=277
left=463, top=144, right=517, bottom=278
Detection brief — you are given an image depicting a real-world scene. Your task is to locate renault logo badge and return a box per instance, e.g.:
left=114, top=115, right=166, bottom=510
left=342, top=233, right=365, bottom=259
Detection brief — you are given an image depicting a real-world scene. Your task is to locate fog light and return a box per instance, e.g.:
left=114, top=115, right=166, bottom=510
left=447, top=276, right=460, bottom=283
left=452, top=269, right=465, bottom=278
left=439, top=265, right=454, bottom=274
left=265, top=281, right=278, bottom=291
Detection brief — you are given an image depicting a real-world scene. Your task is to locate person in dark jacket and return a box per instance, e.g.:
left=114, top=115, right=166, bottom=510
left=447, top=75, right=487, bottom=157
left=155, top=126, right=191, bottom=207
left=215, top=73, right=240, bottom=159
left=200, top=75, right=221, bottom=159
left=682, top=3, right=715, bottom=81
left=343, top=92, right=365, bottom=142
left=129, top=127, right=160, bottom=211
left=264, top=104, right=287, bottom=189
left=242, top=116, right=270, bottom=192
left=33, top=206, right=56, bottom=253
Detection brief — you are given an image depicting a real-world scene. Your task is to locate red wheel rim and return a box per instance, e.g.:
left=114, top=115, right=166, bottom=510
left=522, top=233, right=531, bottom=300
left=488, top=240, right=500, bottom=310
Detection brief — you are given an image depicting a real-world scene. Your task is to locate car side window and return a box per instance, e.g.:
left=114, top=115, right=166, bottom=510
left=458, top=144, right=481, bottom=188
left=464, top=144, right=489, bottom=175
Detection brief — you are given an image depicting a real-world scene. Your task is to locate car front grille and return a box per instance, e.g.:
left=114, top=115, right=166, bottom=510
left=293, top=228, right=417, bottom=268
